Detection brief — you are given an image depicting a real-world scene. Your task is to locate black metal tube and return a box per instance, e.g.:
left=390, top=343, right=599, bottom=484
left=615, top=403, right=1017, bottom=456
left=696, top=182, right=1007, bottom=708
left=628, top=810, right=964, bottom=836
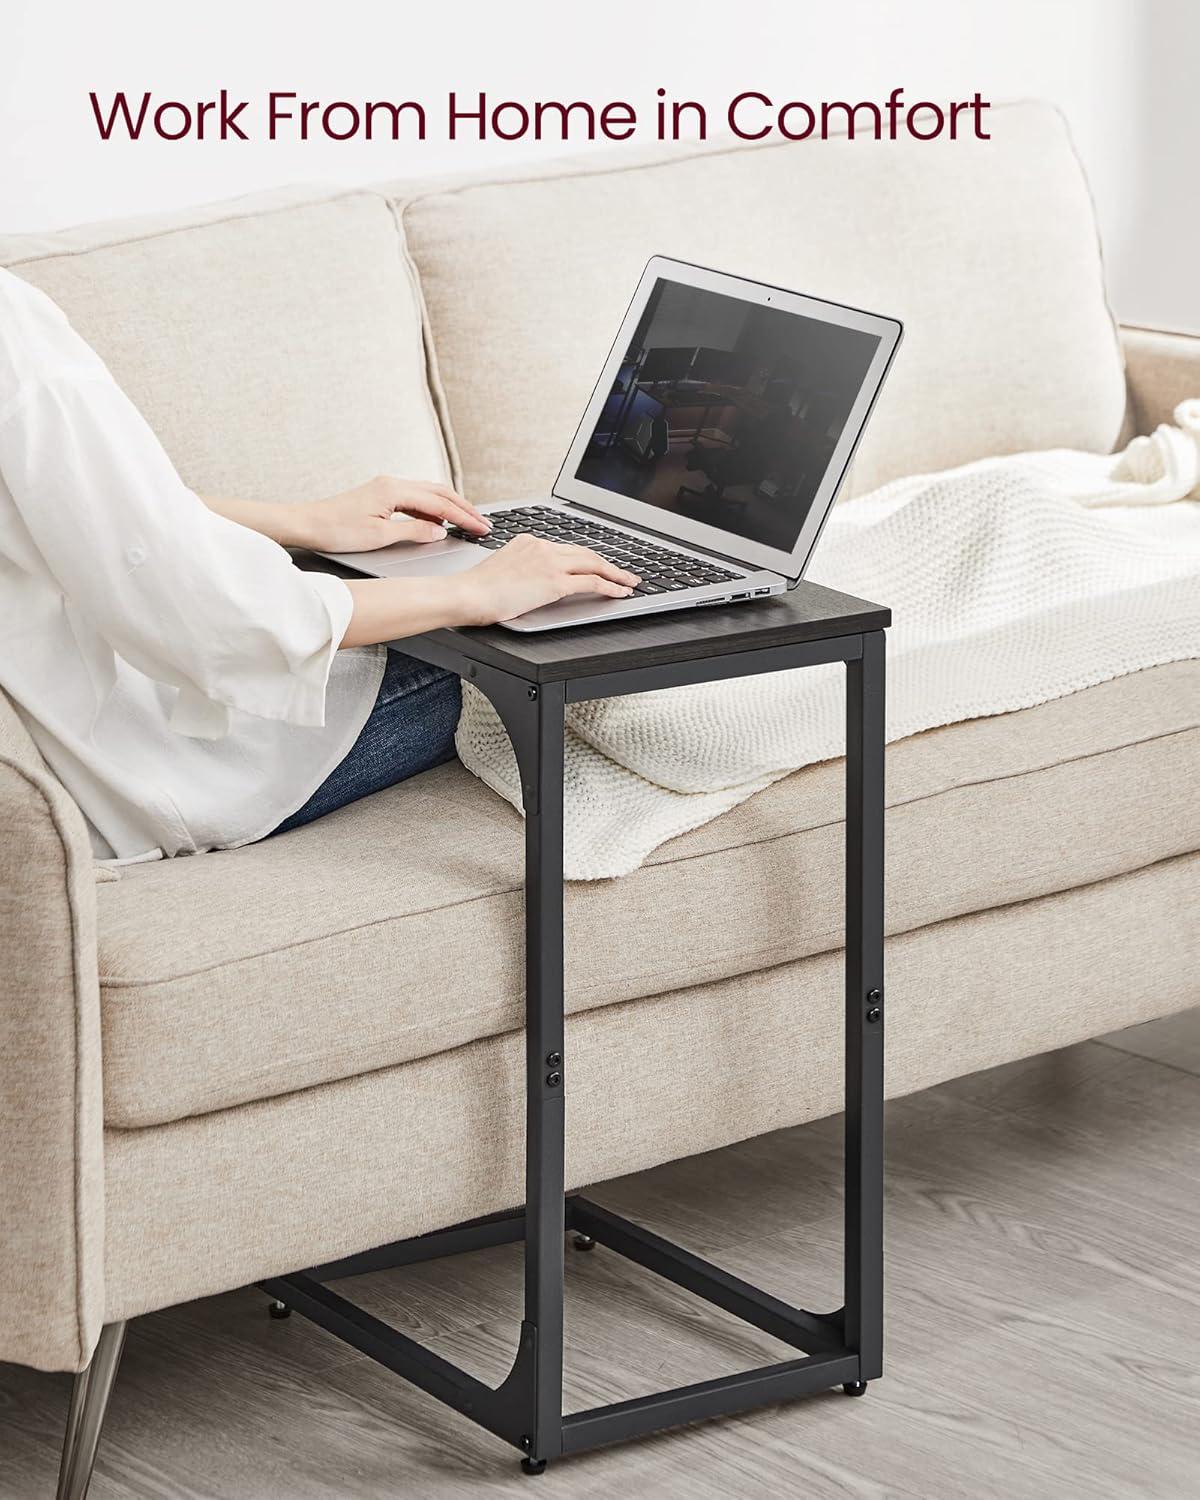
left=309, top=1208, right=527, bottom=1282
left=561, top=1350, right=860, bottom=1453
left=521, top=680, right=568, bottom=1459
left=565, top=634, right=861, bottom=702
left=843, top=630, right=886, bottom=1381
left=571, top=1198, right=845, bottom=1356
left=259, top=1273, right=529, bottom=1446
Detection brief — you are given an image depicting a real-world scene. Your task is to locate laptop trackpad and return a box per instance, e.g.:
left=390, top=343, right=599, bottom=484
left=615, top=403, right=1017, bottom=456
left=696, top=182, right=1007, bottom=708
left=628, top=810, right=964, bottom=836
left=319, top=537, right=483, bottom=579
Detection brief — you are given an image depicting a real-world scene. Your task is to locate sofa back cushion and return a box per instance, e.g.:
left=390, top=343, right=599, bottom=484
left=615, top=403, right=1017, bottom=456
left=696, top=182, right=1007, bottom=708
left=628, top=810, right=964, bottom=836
left=0, top=188, right=451, bottom=501
left=393, top=101, right=1126, bottom=503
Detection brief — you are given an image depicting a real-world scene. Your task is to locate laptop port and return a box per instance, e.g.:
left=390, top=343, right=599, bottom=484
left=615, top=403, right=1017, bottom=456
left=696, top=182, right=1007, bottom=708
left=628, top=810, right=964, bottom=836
left=755, top=587, right=771, bottom=596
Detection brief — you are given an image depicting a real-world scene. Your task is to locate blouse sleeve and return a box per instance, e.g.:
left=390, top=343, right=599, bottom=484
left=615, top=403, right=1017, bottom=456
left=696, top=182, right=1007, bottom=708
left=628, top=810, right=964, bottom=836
left=0, top=370, right=354, bottom=741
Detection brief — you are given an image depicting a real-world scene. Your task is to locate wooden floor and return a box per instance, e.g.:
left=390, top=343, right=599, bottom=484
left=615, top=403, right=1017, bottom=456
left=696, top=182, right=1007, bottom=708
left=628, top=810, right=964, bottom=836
left=3, top=1010, right=1199, bottom=1499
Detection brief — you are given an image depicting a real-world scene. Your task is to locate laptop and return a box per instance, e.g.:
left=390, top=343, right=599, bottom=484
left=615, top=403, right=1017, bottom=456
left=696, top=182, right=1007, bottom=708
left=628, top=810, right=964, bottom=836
left=322, top=256, right=902, bottom=631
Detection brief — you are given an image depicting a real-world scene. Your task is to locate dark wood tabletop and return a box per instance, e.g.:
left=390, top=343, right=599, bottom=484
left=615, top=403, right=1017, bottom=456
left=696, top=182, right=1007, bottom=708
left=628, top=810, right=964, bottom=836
left=306, top=550, right=887, bottom=685
left=406, top=581, right=889, bottom=685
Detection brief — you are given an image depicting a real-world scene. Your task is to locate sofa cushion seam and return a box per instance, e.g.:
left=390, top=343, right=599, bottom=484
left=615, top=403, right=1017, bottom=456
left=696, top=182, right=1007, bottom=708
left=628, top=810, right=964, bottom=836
left=1120, top=322, right=1200, bottom=343
left=634, top=720, right=1200, bottom=873
left=0, top=752, right=94, bottom=1367
left=383, top=195, right=462, bottom=489
left=2, top=187, right=385, bottom=269
left=393, top=98, right=1042, bottom=214
left=103, top=847, right=1199, bottom=1135
left=101, top=882, right=525, bottom=990
left=100, top=719, right=1199, bottom=991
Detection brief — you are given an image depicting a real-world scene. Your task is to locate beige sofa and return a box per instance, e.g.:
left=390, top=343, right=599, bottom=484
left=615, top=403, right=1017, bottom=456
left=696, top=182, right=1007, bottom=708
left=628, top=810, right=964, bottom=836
left=1, top=97, right=1197, bottom=1441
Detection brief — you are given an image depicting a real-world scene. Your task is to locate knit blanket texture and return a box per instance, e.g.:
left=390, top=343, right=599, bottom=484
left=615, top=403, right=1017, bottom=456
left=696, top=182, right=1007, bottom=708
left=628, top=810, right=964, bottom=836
left=456, top=403, right=1200, bottom=879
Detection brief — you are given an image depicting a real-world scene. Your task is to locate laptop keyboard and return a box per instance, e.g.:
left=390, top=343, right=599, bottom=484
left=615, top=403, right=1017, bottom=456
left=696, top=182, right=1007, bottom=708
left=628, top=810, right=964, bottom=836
left=446, top=505, right=742, bottom=595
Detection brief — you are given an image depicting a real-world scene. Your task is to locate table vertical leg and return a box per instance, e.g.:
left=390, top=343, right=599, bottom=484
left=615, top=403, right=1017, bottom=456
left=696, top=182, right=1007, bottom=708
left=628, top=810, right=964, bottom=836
left=844, top=630, right=886, bottom=1383
left=521, top=681, right=567, bottom=1462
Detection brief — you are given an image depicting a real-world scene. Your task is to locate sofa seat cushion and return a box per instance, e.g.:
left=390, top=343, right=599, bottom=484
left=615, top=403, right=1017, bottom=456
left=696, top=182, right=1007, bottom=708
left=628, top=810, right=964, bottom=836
left=98, top=661, right=1200, bottom=1130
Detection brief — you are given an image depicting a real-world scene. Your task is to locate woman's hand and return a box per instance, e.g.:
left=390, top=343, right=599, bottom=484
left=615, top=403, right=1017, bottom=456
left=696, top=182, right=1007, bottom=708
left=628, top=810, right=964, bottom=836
left=301, top=476, right=491, bottom=553
left=339, top=534, right=641, bottom=646
left=451, top=534, right=639, bottom=625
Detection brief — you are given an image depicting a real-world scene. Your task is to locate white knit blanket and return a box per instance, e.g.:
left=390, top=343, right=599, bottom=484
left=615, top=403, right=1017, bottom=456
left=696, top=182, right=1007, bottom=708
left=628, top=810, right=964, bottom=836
left=457, top=403, right=1200, bottom=880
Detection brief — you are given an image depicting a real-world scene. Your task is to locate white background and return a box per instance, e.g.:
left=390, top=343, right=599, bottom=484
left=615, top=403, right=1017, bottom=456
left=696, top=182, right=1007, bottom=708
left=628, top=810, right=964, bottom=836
left=2, top=0, right=1195, bottom=330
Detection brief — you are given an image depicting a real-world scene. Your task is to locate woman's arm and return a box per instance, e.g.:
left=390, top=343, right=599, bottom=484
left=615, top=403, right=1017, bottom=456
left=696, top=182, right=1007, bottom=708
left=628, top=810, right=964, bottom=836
left=340, top=533, right=638, bottom=646
left=1, top=373, right=367, bottom=734
left=203, top=475, right=492, bottom=552
left=204, top=477, right=641, bottom=645
left=200, top=493, right=315, bottom=547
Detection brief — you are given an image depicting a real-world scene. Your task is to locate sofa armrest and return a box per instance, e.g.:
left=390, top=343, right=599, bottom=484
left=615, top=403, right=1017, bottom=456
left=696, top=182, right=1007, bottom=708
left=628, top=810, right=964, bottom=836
left=0, top=698, right=104, bottom=1373
left=1121, top=324, right=1200, bottom=436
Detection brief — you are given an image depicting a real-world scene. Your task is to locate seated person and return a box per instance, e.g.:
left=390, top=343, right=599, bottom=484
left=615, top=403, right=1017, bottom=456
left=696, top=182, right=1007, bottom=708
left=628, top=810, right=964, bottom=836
left=0, top=270, right=639, bottom=862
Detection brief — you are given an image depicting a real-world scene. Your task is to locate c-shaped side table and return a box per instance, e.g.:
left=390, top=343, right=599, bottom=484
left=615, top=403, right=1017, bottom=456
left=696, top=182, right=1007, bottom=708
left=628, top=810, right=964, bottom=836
left=261, top=579, right=888, bottom=1472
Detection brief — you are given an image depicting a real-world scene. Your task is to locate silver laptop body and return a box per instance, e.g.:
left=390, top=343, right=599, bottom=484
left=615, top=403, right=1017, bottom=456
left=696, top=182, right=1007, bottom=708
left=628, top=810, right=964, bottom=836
left=322, top=256, right=902, bottom=632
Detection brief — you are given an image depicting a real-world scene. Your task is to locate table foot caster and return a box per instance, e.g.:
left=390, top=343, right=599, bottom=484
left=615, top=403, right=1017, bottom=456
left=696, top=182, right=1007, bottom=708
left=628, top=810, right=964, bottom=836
left=521, top=1457, right=547, bottom=1475
left=572, top=1234, right=596, bottom=1252
left=268, top=1300, right=291, bottom=1320
left=842, top=1380, right=868, bottom=1397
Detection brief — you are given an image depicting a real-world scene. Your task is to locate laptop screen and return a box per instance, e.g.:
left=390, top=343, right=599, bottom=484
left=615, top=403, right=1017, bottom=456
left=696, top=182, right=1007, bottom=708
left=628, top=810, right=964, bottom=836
left=573, top=277, right=882, bottom=555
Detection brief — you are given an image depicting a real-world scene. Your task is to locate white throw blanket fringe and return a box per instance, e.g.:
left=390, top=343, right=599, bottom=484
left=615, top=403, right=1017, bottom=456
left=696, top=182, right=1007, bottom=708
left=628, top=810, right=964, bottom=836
left=457, top=402, right=1200, bottom=879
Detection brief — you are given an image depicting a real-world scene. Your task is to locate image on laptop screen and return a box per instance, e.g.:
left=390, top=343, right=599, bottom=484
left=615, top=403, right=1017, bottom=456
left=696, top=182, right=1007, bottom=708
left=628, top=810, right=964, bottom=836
left=575, top=278, right=881, bottom=553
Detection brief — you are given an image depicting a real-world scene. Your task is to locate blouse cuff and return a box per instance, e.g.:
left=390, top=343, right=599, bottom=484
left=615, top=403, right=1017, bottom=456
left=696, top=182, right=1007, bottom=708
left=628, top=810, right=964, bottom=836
left=280, top=570, right=355, bottom=727
left=167, top=571, right=354, bottom=740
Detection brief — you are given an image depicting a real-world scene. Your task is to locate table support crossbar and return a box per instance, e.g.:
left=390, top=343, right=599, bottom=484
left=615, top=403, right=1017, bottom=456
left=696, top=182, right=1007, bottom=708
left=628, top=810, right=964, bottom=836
left=258, top=1196, right=859, bottom=1460
left=258, top=1271, right=535, bottom=1448
left=561, top=1349, right=862, bottom=1453
left=569, top=1198, right=846, bottom=1356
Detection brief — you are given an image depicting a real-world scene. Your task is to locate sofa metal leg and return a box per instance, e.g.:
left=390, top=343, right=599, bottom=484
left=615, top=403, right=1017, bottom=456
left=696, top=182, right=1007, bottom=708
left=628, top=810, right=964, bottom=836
left=57, top=1321, right=127, bottom=1500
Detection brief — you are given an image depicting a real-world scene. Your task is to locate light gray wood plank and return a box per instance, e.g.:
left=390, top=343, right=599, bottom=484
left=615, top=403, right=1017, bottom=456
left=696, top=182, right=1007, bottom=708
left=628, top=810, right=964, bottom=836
left=1, top=1033, right=1197, bottom=1499
left=1099, top=1004, right=1200, bottom=1076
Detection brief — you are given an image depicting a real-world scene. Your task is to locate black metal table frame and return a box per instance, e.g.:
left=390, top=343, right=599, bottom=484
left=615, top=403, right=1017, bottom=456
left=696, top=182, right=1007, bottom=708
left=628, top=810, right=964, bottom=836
left=260, top=625, right=885, bottom=1472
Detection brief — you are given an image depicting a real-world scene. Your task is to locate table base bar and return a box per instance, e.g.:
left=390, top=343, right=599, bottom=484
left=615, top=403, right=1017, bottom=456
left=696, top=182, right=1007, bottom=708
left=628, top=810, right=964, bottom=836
left=259, top=1195, right=862, bottom=1463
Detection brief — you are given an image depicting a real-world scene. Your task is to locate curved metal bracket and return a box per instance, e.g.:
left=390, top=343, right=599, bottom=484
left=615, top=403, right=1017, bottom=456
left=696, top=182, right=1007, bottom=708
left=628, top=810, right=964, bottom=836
left=259, top=1274, right=539, bottom=1450
left=460, top=661, right=560, bottom=814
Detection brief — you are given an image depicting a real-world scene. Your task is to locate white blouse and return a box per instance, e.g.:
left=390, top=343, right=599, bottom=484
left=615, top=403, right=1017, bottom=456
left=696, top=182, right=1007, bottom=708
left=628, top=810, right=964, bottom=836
left=0, top=269, right=384, bottom=862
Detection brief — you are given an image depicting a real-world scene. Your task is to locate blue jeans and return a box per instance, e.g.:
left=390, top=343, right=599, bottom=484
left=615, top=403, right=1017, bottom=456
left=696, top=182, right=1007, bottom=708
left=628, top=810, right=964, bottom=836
left=271, top=650, right=461, bottom=835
